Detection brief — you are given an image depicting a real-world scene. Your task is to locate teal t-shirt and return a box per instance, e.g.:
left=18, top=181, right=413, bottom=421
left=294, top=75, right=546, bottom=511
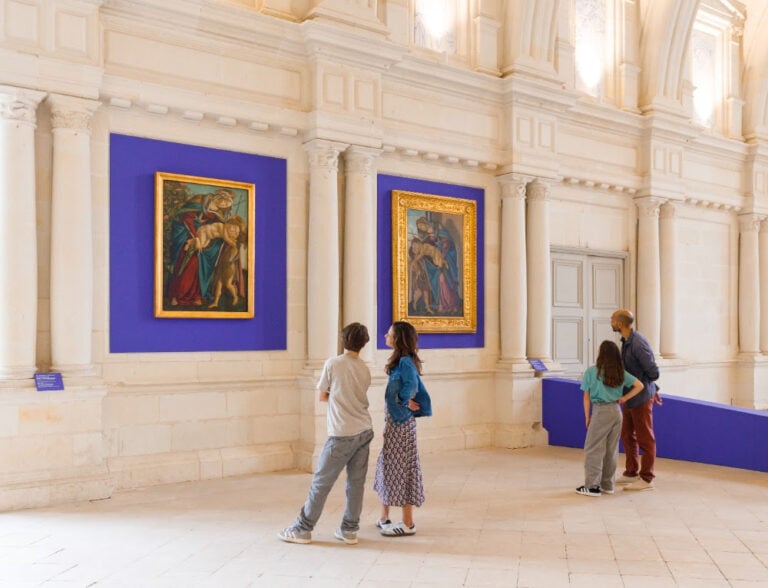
left=580, top=365, right=637, bottom=403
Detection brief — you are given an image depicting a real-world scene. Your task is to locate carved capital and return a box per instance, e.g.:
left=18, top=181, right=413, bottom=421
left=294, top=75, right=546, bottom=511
left=500, top=179, right=527, bottom=201
left=304, top=140, right=345, bottom=172
left=739, top=213, right=763, bottom=233
left=0, top=86, right=47, bottom=126
left=345, top=146, right=380, bottom=175
left=48, top=95, right=101, bottom=131
left=659, top=201, right=678, bottom=220
left=526, top=179, right=550, bottom=201
left=635, top=197, right=665, bottom=218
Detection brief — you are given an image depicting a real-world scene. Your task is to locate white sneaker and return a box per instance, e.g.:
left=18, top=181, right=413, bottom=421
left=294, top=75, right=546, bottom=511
left=624, top=478, right=654, bottom=491
left=616, top=475, right=638, bottom=485
left=334, top=527, right=358, bottom=545
left=374, top=518, right=392, bottom=530
left=278, top=525, right=311, bottom=544
left=381, top=521, right=416, bottom=536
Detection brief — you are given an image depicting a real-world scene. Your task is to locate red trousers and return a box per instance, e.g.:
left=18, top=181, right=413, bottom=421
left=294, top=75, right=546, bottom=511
left=621, top=398, right=656, bottom=482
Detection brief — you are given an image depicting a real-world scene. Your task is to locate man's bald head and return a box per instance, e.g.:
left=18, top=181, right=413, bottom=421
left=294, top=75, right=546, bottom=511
left=612, top=309, right=634, bottom=327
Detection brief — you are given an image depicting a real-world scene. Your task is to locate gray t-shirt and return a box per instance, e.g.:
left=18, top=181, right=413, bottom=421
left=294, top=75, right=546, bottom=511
left=317, top=353, right=372, bottom=437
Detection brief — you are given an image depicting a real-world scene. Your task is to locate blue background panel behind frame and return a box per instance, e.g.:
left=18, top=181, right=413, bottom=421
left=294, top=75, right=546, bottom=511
left=377, top=174, right=485, bottom=349
left=109, top=133, right=287, bottom=353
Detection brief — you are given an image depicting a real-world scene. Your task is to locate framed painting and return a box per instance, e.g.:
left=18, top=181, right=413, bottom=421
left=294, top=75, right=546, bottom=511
left=154, top=172, right=255, bottom=318
left=391, top=190, right=477, bottom=333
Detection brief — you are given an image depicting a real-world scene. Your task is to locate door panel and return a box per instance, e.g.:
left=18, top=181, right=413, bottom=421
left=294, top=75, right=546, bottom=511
left=551, top=252, right=624, bottom=377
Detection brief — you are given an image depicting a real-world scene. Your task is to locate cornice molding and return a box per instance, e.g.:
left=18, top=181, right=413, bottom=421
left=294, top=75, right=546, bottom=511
left=102, top=0, right=306, bottom=60
left=301, top=19, right=406, bottom=71
left=387, top=56, right=502, bottom=106
left=501, top=75, right=580, bottom=114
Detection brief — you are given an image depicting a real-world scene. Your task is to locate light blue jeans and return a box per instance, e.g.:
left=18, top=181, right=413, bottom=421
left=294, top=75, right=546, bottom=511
left=296, top=428, right=374, bottom=532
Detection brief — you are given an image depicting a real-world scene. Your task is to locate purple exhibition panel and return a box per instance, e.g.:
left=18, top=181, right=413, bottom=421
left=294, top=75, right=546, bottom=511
left=109, top=133, right=286, bottom=352
left=542, top=377, right=768, bottom=473
left=377, top=174, right=485, bottom=349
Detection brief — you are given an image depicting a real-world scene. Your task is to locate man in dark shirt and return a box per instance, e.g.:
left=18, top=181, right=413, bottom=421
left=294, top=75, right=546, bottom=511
left=611, top=309, right=661, bottom=491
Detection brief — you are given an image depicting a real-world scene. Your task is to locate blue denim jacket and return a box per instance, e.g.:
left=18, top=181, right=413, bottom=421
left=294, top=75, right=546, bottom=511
left=385, top=356, right=419, bottom=424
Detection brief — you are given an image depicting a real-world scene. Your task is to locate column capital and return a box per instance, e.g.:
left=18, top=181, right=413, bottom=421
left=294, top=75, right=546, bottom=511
left=0, top=86, right=47, bottom=126
left=498, top=174, right=529, bottom=200
left=344, top=146, right=381, bottom=174
left=47, top=94, right=101, bottom=131
left=526, top=178, right=550, bottom=201
left=739, top=213, right=764, bottom=233
left=659, top=201, right=679, bottom=219
left=304, top=139, right=346, bottom=171
left=635, top=196, right=665, bottom=218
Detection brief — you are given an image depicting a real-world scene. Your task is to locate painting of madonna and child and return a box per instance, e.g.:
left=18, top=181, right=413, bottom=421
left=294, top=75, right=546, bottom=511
left=154, top=172, right=255, bottom=319
left=391, top=190, right=477, bottom=333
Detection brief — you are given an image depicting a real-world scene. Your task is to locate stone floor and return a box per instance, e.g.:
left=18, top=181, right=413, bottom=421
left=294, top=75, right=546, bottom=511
left=1, top=446, right=767, bottom=587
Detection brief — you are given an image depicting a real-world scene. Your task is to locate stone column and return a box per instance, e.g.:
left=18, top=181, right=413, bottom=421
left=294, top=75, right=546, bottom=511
left=659, top=201, right=678, bottom=358
left=526, top=179, right=551, bottom=360
left=635, top=197, right=663, bottom=352
left=499, top=175, right=528, bottom=362
left=48, top=94, right=100, bottom=375
left=0, top=86, right=46, bottom=379
left=759, top=219, right=768, bottom=354
left=343, top=146, right=379, bottom=362
left=305, top=140, right=345, bottom=364
left=739, top=214, right=761, bottom=355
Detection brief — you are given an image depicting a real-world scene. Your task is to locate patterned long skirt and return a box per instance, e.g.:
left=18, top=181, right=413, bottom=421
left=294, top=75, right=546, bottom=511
left=373, top=413, right=425, bottom=507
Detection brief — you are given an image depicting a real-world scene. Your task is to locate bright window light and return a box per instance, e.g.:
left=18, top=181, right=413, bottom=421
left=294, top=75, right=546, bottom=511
left=691, top=28, right=716, bottom=127
left=574, top=0, right=606, bottom=95
left=414, top=0, right=456, bottom=54
left=416, top=0, right=450, bottom=39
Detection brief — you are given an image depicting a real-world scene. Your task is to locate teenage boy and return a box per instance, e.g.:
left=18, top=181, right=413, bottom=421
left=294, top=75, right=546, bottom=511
left=278, top=322, right=374, bottom=545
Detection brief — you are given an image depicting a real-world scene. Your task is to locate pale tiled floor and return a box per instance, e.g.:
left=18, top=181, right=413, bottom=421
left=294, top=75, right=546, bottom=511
left=1, top=446, right=768, bottom=587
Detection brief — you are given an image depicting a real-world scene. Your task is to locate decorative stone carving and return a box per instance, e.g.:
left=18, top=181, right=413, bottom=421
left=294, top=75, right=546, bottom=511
left=305, top=140, right=343, bottom=171
left=345, top=147, right=379, bottom=174
left=0, top=88, right=46, bottom=126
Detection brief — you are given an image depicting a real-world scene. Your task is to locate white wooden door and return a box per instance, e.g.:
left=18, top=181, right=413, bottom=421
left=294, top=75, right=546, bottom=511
left=551, top=251, right=624, bottom=377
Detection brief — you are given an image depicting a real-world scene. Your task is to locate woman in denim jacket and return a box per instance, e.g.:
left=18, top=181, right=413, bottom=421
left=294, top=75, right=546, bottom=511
left=373, top=321, right=425, bottom=537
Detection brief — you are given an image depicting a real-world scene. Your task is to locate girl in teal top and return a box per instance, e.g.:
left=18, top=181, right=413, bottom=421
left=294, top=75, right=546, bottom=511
left=576, top=340, right=644, bottom=496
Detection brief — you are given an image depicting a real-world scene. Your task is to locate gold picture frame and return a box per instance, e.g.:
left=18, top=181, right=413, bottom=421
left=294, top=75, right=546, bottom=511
left=154, top=172, right=255, bottom=319
left=391, top=190, right=477, bottom=333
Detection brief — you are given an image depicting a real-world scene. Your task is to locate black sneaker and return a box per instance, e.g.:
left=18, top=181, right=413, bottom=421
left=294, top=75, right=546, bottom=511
left=575, top=485, right=601, bottom=497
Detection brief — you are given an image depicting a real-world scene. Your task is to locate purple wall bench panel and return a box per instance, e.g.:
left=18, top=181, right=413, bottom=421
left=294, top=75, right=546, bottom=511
left=542, top=377, right=768, bottom=473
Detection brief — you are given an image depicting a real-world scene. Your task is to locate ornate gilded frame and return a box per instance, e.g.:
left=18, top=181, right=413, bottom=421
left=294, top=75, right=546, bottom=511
left=154, top=172, right=255, bottom=319
left=391, top=190, right=477, bottom=333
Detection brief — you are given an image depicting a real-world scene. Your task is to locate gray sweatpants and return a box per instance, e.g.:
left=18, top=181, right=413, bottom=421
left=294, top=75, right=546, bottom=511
left=583, top=403, right=622, bottom=491
left=296, top=428, right=374, bottom=533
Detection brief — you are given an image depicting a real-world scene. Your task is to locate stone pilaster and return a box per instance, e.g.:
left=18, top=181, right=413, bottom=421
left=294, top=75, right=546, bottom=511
left=305, top=139, right=345, bottom=365
left=0, top=86, right=46, bottom=379
left=635, top=197, right=663, bottom=353
left=498, top=175, right=528, bottom=363
left=659, top=201, right=678, bottom=358
left=48, top=94, right=101, bottom=375
left=738, top=214, right=761, bottom=355
left=525, top=179, right=551, bottom=361
left=343, top=146, right=379, bottom=362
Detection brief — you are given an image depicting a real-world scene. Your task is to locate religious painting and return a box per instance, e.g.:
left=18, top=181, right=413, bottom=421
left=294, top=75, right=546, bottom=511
left=154, top=172, right=255, bottom=318
left=391, top=190, right=477, bottom=333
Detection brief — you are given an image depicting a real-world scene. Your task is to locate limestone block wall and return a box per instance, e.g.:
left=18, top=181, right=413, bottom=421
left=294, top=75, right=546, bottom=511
left=0, top=0, right=766, bottom=511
